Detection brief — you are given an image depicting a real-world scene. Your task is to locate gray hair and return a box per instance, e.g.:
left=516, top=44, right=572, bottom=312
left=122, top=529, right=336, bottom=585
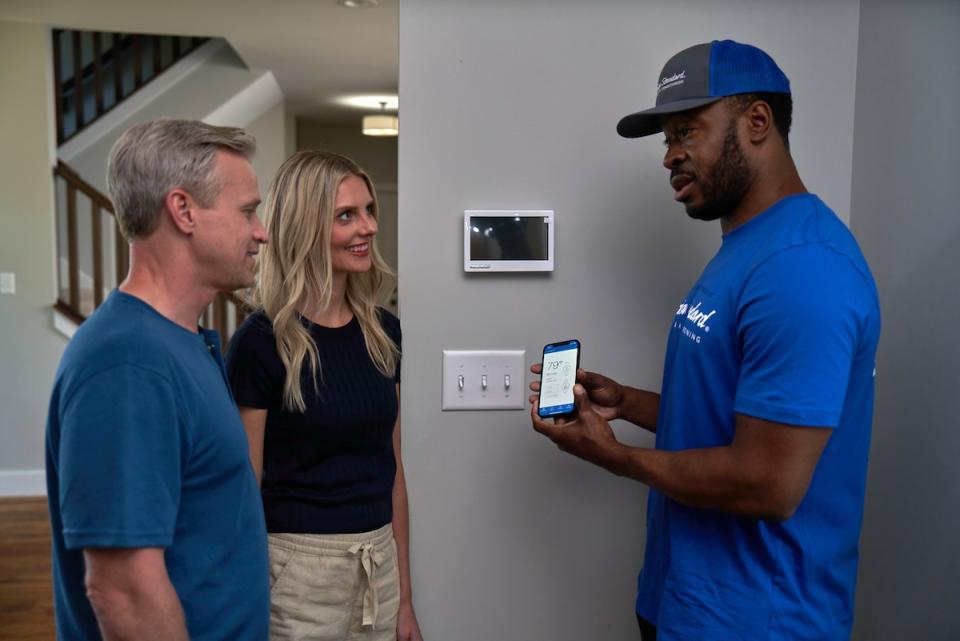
left=106, top=119, right=256, bottom=240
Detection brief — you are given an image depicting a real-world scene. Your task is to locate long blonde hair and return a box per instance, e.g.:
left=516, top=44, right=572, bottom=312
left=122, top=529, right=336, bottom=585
left=256, top=151, right=398, bottom=412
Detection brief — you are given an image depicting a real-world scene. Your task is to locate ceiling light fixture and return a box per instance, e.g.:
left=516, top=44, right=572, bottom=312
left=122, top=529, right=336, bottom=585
left=337, top=0, right=379, bottom=8
left=362, top=101, right=399, bottom=137
left=335, top=94, right=398, bottom=111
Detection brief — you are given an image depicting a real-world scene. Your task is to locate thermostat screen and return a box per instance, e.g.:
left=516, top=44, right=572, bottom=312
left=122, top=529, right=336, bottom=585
left=469, top=216, right=549, bottom=261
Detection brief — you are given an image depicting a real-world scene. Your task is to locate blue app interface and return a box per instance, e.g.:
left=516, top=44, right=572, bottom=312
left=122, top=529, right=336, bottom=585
left=539, top=341, right=579, bottom=415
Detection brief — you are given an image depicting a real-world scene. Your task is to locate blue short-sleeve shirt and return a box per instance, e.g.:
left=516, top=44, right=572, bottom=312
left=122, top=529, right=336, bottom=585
left=46, top=291, right=270, bottom=641
left=637, top=194, right=881, bottom=641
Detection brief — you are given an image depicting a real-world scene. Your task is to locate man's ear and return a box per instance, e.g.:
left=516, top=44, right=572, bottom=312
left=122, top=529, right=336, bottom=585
left=164, top=188, right=197, bottom=235
left=743, top=100, right=774, bottom=144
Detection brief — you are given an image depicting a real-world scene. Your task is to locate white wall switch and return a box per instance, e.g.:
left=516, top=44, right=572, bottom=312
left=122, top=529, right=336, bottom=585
left=0, top=272, right=15, bottom=295
left=441, top=349, right=526, bottom=410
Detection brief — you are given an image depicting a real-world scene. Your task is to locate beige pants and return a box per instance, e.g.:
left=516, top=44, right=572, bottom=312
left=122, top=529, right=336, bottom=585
left=267, top=523, right=400, bottom=641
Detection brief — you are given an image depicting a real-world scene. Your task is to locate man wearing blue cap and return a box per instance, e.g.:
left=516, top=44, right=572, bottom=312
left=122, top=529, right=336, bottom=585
left=530, top=41, right=880, bottom=640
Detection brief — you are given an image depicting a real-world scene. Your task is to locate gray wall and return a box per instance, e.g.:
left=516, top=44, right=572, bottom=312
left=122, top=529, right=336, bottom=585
left=0, top=21, right=67, bottom=479
left=398, top=1, right=859, bottom=639
left=245, top=101, right=293, bottom=202
left=0, top=25, right=290, bottom=488
left=850, top=1, right=960, bottom=639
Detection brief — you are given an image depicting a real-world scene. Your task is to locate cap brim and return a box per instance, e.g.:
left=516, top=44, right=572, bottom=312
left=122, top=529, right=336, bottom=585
left=616, top=96, right=722, bottom=138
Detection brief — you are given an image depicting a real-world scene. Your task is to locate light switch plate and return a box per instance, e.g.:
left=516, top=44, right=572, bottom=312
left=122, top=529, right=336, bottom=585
left=0, top=272, right=15, bottom=295
left=441, top=349, right=526, bottom=410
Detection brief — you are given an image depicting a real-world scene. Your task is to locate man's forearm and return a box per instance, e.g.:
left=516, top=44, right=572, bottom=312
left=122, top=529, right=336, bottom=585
left=88, top=576, right=189, bottom=641
left=533, top=387, right=814, bottom=520
left=619, top=387, right=660, bottom=432
left=607, top=443, right=792, bottom=520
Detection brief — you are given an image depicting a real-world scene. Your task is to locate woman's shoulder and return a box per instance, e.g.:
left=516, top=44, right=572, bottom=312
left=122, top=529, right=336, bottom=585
left=376, top=307, right=401, bottom=344
left=237, top=309, right=274, bottom=334
left=228, top=310, right=276, bottom=353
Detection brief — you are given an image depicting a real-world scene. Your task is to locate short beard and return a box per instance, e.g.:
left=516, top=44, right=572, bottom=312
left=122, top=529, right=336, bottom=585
left=685, top=120, right=753, bottom=222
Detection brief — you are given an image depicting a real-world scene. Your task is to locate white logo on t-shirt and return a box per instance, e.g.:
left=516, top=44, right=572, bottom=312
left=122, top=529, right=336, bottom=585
left=676, top=301, right=716, bottom=329
left=674, top=300, right=717, bottom=345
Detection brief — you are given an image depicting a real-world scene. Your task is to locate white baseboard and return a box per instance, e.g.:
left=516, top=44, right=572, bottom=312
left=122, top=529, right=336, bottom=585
left=0, top=470, right=47, bottom=497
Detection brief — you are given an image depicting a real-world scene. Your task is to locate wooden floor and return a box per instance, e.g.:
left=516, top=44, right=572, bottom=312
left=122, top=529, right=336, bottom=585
left=0, top=497, right=55, bottom=640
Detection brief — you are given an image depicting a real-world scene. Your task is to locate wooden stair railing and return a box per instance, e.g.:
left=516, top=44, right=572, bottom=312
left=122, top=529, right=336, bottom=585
left=52, top=160, right=251, bottom=348
left=53, top=30, right=208, bottom=145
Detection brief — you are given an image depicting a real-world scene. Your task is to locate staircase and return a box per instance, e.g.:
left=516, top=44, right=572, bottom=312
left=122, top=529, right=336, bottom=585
left=51, top=28, right=253, bottom=347
left=52, top=159, right=251, bottom=347
left=53, top=29, right=207, bottom=144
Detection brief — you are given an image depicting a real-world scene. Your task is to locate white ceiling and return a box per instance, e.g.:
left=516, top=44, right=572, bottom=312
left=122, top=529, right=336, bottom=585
left=0, top=0, right=399, bottom=122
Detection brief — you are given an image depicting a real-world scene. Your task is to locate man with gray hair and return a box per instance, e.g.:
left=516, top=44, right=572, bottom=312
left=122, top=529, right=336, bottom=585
left=46, top=119, right=270, bottom=640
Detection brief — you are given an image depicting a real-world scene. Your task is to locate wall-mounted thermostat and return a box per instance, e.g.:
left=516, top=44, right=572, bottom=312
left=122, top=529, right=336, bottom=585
left=463, top=210, right=554, bottom=272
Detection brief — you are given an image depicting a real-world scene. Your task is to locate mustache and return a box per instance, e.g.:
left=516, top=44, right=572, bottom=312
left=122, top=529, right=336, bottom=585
left=670, top=168, right=696, bottom=181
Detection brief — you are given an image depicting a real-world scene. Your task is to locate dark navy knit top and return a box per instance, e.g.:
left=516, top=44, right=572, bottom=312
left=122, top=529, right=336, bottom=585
left=226, top=309, right=401, bottom=534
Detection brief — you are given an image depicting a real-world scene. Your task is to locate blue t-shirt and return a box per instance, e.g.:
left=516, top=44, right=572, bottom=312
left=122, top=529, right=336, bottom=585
left=45, top=291, right=270, bottom=641
left=636, top=194, right=881, bottom=641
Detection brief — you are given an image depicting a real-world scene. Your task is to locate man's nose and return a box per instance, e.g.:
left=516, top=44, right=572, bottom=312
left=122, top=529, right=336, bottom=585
left=253, top=215, right=267, bottom=243
left=662, top=143, right=686, bottom=170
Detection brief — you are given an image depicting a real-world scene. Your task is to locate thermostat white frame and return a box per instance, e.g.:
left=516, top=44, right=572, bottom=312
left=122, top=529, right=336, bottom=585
left=463, top=210, right=554, bottom=272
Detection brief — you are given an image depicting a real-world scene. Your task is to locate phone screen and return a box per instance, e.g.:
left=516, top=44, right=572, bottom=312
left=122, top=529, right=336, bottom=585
left=538, top=339, right=581, bottom=417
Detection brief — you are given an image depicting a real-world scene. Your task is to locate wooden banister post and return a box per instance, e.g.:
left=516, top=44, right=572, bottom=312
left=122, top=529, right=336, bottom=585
left=66, top=183, right=80, bottom=311
left=113, top=33, right=124, bottom=103
left=93, top=33, right=104, bottom=116
left=71, top=31, right=84, bottom=132
left=213, top=293, right=227, bottom=342
left=114, top=223, right=128, bottom=286
left=92, top=204, right=104, bottom=307
left=132, top=35, right=143, bottom=89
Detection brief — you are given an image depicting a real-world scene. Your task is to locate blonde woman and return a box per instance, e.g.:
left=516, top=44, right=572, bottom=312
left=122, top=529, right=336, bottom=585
left=226, top=151, right=422, bottom=641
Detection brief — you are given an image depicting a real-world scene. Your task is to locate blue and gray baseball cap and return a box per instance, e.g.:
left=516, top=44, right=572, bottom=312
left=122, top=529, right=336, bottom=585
left=617, top=40, right=791, bottom=138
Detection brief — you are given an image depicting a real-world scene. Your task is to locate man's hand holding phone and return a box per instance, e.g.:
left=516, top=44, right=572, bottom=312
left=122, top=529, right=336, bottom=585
left=529, top=341, right=631, bottom=472
left=529, top=364, right=625, bottom=422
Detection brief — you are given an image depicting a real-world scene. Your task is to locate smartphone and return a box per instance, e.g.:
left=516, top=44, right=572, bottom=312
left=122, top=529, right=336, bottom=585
left=537, top=339, right=581, bottom=417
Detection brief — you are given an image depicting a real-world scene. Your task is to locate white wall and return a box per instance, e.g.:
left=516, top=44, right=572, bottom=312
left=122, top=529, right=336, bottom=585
left=398, top=1, right=859, bottom=639
left=0, top=21, right=65, bottom=492
left=850, top=1, right=960, bottom=639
